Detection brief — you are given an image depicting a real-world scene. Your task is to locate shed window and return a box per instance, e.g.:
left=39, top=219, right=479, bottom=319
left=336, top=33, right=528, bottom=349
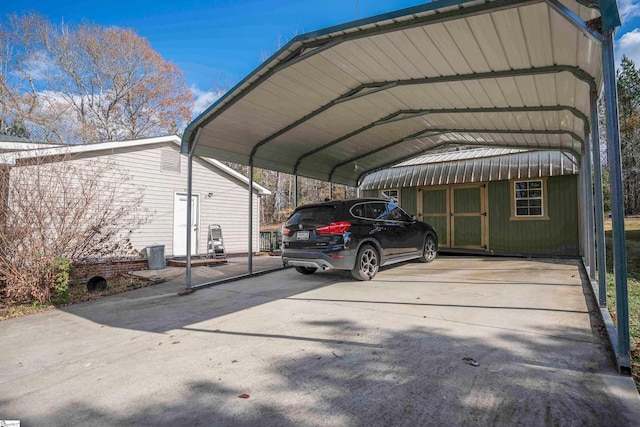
left=381, top=189, right=399, bottom=204
left=513, top=179, right=546, bottom=218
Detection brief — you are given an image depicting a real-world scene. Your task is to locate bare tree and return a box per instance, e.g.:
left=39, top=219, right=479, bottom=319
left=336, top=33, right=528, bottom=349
left=0, top=154, right=149, bottom=304
left=0, top=13, right=193, bottom=143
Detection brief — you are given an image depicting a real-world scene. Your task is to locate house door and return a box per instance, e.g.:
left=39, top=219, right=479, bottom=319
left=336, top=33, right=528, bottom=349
left=174, top=193, right=199, bottom=256
left=420, top=184, right=487, bottom=250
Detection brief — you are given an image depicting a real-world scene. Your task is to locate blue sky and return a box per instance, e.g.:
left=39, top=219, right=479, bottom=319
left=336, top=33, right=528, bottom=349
left=2, top=0, right=640, bottom=114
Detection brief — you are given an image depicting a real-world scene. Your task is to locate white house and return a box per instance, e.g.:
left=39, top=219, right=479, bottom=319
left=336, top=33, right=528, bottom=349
left=0, top=135, right=270, bottom=258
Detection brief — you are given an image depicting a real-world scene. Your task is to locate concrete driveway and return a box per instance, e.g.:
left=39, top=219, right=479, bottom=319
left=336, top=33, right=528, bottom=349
left=1, top=257, right=639, bottom=426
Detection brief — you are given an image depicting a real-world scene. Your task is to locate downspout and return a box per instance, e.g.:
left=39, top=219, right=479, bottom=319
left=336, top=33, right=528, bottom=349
left=590, top=92, right=607, bottom=306
left=602, top=28, right=630, bottom=374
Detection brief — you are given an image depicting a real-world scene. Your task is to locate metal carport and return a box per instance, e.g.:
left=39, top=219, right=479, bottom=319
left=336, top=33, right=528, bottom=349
left=181, top=0, right=631, bottom=373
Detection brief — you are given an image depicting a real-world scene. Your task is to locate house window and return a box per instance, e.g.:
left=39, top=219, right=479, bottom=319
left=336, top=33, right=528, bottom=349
left=161, top=146, right=181, bottom=173
left=512, top=179, right=548, bottom=219
left=381, top=189, right=399, bottom=204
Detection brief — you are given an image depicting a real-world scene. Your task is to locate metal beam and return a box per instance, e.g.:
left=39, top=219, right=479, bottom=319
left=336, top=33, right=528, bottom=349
left=248, top=159, right=254, bottom=275
left=274, top=0, right=546, bottom=74
left=602, top=29, right=630, bottom=374
left=584, top=138, right=596, bottom=279
left=301, top=0, right=543, bottom=51
left=545, top=0, right=604, bottom=43
left=251, top=65, right=594, bottom=167
left=186, top=151, right=194, bottom=290
left=185, top=128, right=201, bottom=290
left=297, top=105, right=589, bottom=176
left=590, top=92, right=607, bottom=306
left=328, top=131, right=447, bottom=182
left=578, top=157, right=585, bottom=260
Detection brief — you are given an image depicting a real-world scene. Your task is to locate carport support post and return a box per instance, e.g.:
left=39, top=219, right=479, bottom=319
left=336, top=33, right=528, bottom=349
left=603, top=28, right=630, bottom=372
left=248, top=159, right=254, bottom=275
left=584, top=138, right=596, bottom=280
left=590, top=92, right=607, bottom=306
left=294, top=175, right=299, bottom=207
left=578, top=161, right=586, bottom=261
left=186, top=146, right=194, bottom=289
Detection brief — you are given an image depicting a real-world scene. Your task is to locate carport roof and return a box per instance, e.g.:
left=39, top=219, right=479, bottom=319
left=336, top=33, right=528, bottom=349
left=182, top=0, right=604, bottom=187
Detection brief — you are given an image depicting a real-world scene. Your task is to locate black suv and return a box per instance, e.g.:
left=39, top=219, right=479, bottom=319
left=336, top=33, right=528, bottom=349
left=281, top=198, right=438, bottom=280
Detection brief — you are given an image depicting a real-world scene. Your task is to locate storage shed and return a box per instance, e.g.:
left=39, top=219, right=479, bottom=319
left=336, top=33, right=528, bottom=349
left=361, top=148, right=580, bottom=256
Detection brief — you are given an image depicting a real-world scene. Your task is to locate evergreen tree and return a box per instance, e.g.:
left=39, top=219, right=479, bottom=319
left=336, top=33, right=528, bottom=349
left=616, top=55, right=640, bottom=214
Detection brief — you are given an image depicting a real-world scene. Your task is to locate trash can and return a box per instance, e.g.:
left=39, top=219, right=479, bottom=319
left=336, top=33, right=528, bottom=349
left=147, top=245, right=166, bottom=270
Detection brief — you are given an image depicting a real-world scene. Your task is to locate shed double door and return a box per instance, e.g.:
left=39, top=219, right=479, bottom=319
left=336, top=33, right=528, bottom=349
left=420, top=184, right=488, bottom=250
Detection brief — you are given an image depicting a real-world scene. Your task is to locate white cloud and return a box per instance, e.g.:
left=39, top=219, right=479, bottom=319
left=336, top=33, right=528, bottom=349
left=190, top=86, right=223, bottom=118
left=618, top=0, right=640, bottom=22
left=617, top=28, right=640, bottom=66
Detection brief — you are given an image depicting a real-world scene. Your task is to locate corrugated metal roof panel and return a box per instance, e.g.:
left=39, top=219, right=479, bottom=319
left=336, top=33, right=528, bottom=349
left=360, top=149, right=578, bottom=190
left=185, top=0, right=602, bottom=187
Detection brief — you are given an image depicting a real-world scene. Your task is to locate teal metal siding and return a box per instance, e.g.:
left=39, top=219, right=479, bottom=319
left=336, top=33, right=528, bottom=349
left=363, top=189, right=378, bottom=198
left=488, top=175, right=579, bottom=256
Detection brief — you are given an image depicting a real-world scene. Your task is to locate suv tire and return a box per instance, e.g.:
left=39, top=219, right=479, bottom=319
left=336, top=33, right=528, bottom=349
left=295, top=266, right=318, bottom=275
left=351, top=244, right=379, bottom=281
left=419, top=234, right=437, bottom=263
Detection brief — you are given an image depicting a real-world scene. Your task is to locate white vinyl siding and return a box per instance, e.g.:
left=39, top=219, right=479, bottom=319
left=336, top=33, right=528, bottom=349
left=13, top=143, right=261, bottom=256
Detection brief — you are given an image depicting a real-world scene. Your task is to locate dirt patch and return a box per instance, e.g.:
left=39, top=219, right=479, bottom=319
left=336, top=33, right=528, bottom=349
left=0, top=275, right=152, bottom=321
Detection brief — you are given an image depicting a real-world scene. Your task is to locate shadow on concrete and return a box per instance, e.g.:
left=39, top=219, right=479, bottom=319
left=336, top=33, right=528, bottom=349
left=59, top=268, right=340, bottom=333
left=3, top=257, right=639, bottom=425
left=4, top=323, right=637, bottom=426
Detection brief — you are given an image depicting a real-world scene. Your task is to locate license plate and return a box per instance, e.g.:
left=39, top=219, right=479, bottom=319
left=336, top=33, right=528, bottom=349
left=296, top=231, right=310, bottom=240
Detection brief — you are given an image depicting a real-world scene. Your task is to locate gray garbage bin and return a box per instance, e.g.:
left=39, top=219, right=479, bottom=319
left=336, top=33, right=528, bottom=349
left=147, top=245, right=166, bottom=269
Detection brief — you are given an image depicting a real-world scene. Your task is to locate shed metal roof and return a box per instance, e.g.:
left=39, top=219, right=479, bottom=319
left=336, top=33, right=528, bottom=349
left=360, top=148, right=578, bottom=189
left=182, top=0, right=603, bottom=187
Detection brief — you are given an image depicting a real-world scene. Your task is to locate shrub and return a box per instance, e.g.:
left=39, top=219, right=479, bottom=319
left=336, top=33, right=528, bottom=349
left=0, top=153, right=148, bottom=304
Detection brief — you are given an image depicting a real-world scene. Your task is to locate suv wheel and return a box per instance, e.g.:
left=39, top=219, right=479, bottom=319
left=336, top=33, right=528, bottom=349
left=419, top=234, right=437, bottom=263
left=351, top=244, right=379, bottom=281
left=294, top=266, right=317, bottom=275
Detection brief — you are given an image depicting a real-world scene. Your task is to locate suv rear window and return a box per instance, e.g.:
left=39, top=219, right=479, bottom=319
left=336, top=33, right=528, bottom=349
left=286, top=205, right=336, bottom=227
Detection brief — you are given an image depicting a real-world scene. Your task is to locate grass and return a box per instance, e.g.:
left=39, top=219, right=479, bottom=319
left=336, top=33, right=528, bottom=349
left=603, top=217, right=640, bottom=390
left=0, top=275, right=147, bottom=321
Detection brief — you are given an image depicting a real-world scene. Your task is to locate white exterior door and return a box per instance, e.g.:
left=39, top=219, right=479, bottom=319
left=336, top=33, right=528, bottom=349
left=174, top=193, right=199, bottom=256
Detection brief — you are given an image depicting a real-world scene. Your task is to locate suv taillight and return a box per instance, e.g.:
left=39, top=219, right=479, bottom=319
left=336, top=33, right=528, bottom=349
left=316, top=221, right=351, bottom=235
left=282, top=227, right=290, bottom=235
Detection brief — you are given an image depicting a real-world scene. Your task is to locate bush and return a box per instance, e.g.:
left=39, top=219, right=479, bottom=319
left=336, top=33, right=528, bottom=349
left=0, top=153, right=148, bottom=304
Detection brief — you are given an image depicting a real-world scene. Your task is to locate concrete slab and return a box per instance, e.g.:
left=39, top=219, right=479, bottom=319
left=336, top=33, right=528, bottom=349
left=1, top=257, right=638, bottom=426
left=129, top=255, right=284, bottom=290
